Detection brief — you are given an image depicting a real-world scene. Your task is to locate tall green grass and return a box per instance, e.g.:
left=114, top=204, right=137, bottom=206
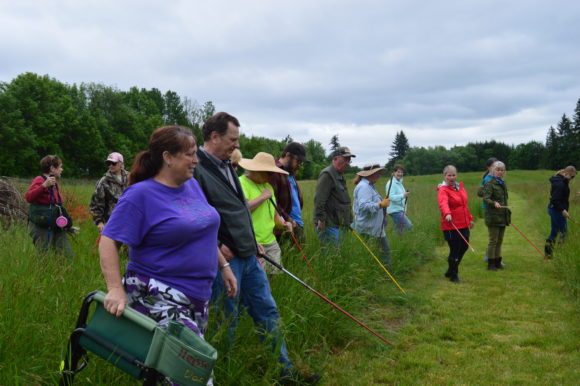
left=0, top=170, right=577, bottom=384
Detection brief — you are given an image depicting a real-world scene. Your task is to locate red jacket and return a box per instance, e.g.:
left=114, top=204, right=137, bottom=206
left=25, top=176, right=64, bottom=205
left=437, top=181, right=473, bottom=231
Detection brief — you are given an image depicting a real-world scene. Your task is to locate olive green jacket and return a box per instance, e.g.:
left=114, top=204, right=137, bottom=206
left=313, top=165, right=352, bottom=228
left=482, top=177, right=511, bottom=227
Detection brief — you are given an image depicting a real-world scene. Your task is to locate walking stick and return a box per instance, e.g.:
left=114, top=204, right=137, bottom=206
left=386, top=174, right=394, bottom=198
left=567, top=216, right=578, bottom=225
left=95, top=234, right=101, bottom=248
left=510, top=222, right=549, bottom=259
left=268, top=198, right=315, bottom=274
left=259, top=253, right=392, bottom=345
left=450, top=222, right=475, bottom=252
left=352, top=232, right=406, bottom=294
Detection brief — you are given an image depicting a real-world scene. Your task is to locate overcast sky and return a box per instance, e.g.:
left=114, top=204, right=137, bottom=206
left=1, top=0, right=579, bottom=166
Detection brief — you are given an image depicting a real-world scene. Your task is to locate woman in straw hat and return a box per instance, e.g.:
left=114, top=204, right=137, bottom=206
left=351, top=163, right=392, bottom=266
left=544, top=165, right=577, bottom=257
left=239, top=152, right=293, bottom=274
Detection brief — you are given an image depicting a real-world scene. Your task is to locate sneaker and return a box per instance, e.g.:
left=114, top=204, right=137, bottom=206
left=279, top=368, right=321, bottom=385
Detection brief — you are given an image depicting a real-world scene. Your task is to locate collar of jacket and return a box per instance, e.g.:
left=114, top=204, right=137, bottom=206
left=197, top=148, right=245, bottom=201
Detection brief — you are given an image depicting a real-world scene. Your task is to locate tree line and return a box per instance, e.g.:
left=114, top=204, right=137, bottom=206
left=1, top=72, right=577, bottom=179
left=0, top=73, right=333, bottom=179
left=387, top=101, right=580, bottom=174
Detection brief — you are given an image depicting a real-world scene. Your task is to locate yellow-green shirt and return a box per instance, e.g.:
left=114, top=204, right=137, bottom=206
left=239, top=176, right=277, bottom=244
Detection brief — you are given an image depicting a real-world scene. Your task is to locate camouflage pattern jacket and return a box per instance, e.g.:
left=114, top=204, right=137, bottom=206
left=89, top=169, right=129, bottom=225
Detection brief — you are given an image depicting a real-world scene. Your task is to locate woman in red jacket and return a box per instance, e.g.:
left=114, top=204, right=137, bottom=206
left=25, top=155, right=72, bottom=257
left=437, top=165, right=474, bottom=283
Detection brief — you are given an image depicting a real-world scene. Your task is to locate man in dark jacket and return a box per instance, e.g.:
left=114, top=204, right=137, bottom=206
left=268, top=142, right=309, bottom=243
left=194, top=112, right=319, bottom=384
left=545, top=166, right=577, bottom=256
left=313, top=147, right=356, bottom=245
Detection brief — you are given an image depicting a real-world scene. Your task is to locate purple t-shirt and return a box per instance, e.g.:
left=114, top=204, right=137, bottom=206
left=103, top=178, right=220, bottom=301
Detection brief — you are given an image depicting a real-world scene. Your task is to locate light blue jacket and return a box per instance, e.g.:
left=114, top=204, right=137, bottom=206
left=385, top=177, right=406, bottom=214
left=351, top=179, right=386, bottom=237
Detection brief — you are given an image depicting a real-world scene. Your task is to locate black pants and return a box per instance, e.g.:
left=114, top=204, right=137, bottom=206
left=443, top=228, right=470, bottom=277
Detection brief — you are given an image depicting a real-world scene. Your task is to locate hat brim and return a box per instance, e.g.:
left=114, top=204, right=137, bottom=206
left=356, top=168, right=385, bottom=177
left=238, top=159, right=289, bottom=175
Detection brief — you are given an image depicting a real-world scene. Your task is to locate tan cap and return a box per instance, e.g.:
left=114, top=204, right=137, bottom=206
left=238, top=152, right=289, bottom=174
left=356, top=163, right=386, bottom=177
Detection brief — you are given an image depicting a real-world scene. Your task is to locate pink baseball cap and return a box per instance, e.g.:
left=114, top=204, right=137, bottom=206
left=106, top=152, right=124, bottom=163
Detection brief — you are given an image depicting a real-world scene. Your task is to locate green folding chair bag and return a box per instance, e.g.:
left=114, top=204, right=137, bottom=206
left=60, top=291, right=161, bottom=385
left=79, top=291, right=158, bottom=378
left=145, top=321, right=217, bottom=385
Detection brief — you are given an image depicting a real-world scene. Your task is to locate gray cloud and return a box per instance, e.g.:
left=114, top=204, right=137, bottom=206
left=1, top=0, right=579, bottom=167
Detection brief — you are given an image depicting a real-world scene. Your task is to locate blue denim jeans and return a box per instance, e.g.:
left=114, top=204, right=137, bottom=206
left=548, top=207, right=567, bottom=241
left=212, top=254, right=291, bottom=369
left=317, top=226, right=341, bottom=246
left=389, top=212, right=413, bottom=234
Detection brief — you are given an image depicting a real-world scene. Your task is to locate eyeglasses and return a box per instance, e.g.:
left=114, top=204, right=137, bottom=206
left=343, top=157, right=352, bottom=164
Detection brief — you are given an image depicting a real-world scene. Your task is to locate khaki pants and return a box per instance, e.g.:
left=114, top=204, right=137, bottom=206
left=259, top=241, right=282, bottom=275
left=487, top=226, right=505, bottom=260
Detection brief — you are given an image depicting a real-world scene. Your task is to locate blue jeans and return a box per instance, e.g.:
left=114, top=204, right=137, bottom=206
left=389, top=212, right=413, bottom=234
left=317, top=226, right=340, bottom=246
left=548, top=207, right=567, bottom=241
left=212, top=254, right=291, bottom=369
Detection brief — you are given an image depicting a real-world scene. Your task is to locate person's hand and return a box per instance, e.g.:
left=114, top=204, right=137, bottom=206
left=317, top=220, right=325, bottom=233
left=220, top=244, right=234, bottom=260
left=562, top=209, right=569, bottom=218
left=404, top=191, right=411, bottom=198
left=445, top=214, right=452, bottom=223
left=494, top=202, right=501, bottom=209
left=283, top=221, right=293, bottom=233
left=379, top=197, right=391, bottom=208
left=97, top=222, right=105, bottom=232
left=469, top=220, right=475, bottom=229
left=221, top=266, right=237, bottom=298
left=260, top=189, right=273, bottom=200
left=257, top=243, right=265, bottom=256
left=42, top=176, right=56, bottom=188
left=104, top=287, right=127, bottom=317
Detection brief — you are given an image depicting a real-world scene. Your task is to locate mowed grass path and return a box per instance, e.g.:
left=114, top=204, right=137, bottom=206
left=327, top=191, right=580, bottom=385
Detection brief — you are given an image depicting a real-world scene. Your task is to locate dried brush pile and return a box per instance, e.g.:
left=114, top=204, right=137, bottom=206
left=0, top=177, right=28, bottom=227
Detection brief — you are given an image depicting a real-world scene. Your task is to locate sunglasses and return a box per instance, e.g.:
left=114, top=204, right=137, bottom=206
left=107, top=162, right=118, bottom=166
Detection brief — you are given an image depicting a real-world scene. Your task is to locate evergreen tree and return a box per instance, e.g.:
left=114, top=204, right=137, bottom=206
left=390, top=131, right=410, bottom=160
left=329, top=134, right=341, bottom=156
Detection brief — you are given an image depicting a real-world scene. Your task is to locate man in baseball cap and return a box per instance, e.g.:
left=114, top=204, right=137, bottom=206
left=314, top=146, right=356, bottom=246
left=269, top=142, right=310, bottom=243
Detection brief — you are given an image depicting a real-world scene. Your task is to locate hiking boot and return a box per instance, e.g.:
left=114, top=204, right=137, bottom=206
left=487, top=258, right=498, bottom=271
left=495, top=257, right=504, bottom=269
left=544, top=239, right=553, bottom=259
left=449, top=275, right=460, bottom=283
left=279, top=368, right=321, bottom=385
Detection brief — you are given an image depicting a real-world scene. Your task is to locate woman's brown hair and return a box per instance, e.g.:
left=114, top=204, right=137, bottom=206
left=129, top=126, right=195, bottom=185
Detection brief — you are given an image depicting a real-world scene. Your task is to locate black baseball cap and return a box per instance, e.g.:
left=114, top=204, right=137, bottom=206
left=283, top=142, right=310, bottom=162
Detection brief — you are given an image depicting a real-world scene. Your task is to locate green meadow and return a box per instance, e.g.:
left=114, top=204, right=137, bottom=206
left=0, top=170, right=578, bottom=385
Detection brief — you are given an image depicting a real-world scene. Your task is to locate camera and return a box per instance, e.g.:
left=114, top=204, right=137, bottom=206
left=49, top=173, right=55, bottom=177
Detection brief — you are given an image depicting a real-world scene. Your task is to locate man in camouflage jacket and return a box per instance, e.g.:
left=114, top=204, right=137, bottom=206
left=89, top=152, right=129, bottom=232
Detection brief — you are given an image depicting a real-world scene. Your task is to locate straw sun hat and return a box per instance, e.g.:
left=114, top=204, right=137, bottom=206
left=356, top=163, right=386, bottom=177
left=238, top=152, right=288, bottom=175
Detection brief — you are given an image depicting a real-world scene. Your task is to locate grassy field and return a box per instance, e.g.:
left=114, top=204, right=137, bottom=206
left=0, top=170, right=578, bottom=385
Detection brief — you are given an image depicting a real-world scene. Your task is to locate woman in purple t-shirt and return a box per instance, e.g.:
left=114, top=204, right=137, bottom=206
left=99, top=125, right=237, bottom=340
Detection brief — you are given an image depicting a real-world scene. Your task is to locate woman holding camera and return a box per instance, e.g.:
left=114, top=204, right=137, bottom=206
left=25, top=155, right=73, bottom=257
